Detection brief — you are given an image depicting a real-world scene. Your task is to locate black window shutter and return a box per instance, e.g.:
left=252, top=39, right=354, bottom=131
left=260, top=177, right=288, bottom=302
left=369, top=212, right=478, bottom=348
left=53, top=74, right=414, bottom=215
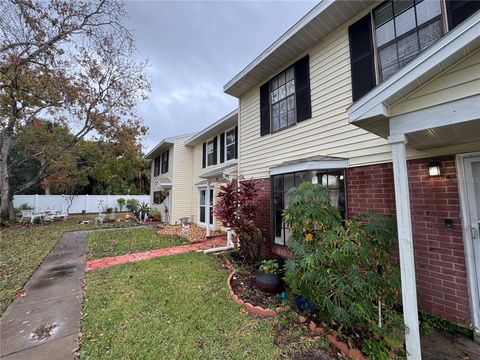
left=348, top=14, right=376, bottom=102
left=202, top=142, right=206, bottom=168
left=164, top=150, right=169, bottom=173
left=260, top=82, right=270, bottom=136
left=294, top=55, right=312, bottom=123
left=446, top=0, right=480, bottom=30
left=154, top=156, right=160, bottom=176
left=220, top=132, right=225, bottom=163
left=212, top=136, right=218, bottom=165
left=234, top=125, right=238, bottom=159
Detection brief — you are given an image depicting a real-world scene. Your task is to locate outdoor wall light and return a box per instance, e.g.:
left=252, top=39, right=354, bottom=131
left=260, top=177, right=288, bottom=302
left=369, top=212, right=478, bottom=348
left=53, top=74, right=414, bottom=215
left=428, top=160, right=442, bottom=177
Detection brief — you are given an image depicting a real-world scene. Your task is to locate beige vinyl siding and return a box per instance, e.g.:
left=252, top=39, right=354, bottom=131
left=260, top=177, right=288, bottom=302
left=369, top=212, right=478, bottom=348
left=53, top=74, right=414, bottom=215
left=150, top=144, right=174, bottom=211
left=190, top=135, right=235, bottom=230
left=170, top=137, right=194, bottom=224
left=238, top=13, right=393, bottom=179
left=238, top=7, right=480, bottom=179
left=391, top=48, right=480, bottom=116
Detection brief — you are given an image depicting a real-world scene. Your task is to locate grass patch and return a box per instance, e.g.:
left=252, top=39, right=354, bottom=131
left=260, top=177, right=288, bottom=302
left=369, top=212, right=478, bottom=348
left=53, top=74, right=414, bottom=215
left=81, top=253, right=340, bottom=359
left=81, top=253, right=279, bottom=359
left=0, top=214, right=136, bottom=315
left=87, top=228, right=187, bottom=260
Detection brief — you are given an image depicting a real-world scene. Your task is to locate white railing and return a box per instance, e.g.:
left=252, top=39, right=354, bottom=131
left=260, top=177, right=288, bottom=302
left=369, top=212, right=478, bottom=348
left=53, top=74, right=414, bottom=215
left=13, top=194, right=150, bottom=214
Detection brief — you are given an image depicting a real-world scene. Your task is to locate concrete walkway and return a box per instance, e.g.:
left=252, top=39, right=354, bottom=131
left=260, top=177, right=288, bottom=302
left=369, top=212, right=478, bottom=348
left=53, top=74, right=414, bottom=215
left=86, top=236, right=226, bottom=271
left=0, top=231, right=87, bottom=360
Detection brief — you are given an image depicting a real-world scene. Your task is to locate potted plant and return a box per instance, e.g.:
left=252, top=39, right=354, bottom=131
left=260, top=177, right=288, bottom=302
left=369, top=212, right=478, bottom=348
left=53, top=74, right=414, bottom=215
left=255, top=259, right=282, bottom=294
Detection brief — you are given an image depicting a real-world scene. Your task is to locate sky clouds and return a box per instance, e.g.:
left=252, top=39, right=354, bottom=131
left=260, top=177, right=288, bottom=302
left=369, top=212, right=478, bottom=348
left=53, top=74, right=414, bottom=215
left=125, top=0, right=316, bottom=152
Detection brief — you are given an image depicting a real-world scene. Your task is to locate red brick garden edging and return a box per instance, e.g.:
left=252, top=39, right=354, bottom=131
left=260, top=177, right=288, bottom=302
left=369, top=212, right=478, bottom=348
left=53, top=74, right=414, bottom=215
left=226, top=270, right=289, bottom=318
left=224, top=259, right=368, bottom=360
left=298, top=315, right=369, bottom=360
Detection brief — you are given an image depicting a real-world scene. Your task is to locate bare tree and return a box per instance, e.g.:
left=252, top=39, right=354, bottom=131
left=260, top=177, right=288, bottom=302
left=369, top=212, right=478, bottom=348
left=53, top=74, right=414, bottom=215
left=0, top=0, right=150, bottom=219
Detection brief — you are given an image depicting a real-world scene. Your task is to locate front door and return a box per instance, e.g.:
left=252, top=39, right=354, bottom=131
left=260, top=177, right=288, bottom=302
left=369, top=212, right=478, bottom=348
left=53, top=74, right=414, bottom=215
left=462, top=155, right=480, bottom=337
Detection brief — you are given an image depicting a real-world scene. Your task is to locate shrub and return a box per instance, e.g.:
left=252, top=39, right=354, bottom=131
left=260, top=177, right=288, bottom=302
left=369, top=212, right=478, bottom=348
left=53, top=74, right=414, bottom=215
left=106, top=207, right=113, bottom=214
left=16, top=203, right=34, bottom=211
left=126, top=198, right=140, bottom=212
left=117, top=198, right=126, bottom=212
left=213, top=179, right=262, bottom=264
left=283, top=183, right=402, bottom=355
left=259, top=259, right=280, bottom=274
left=132, top=201, right=150, bottom=221
left=149, top=209, right=162, bottom=222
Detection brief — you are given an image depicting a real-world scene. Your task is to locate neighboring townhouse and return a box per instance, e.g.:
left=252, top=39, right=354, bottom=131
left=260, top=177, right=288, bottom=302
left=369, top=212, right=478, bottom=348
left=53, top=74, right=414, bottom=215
left=145, top=134, right=194, bottom=224
left=146, top=111, right=238, bottom=235
left=223, top=0, right=480, bottom=356
left=185, top=110, right=238, bottom=235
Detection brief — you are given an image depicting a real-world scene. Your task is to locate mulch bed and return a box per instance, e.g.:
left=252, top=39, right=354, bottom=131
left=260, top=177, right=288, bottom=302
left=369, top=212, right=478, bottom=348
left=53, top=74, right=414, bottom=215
left=230, top=272, right=284, bottom=310
left=156, top=223, right=224, bottom=242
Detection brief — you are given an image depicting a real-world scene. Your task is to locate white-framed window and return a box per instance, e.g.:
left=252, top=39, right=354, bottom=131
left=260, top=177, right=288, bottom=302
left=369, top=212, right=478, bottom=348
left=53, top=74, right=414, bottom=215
left=199, top=188, right=214, bottom=225
left=225, top=128, right=236, bottom=161
left=374, top=0, right=444, bottom=81
left=272, top=170, right=345, bottom=246
left=270, top=66, right=296, bottom=132
left=206, top=139, right=215, bottom=167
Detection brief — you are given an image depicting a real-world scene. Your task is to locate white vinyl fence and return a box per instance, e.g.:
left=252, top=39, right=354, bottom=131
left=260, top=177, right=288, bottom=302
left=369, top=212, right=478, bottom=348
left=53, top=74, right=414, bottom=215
left=13, top=194, right=150, bottom=214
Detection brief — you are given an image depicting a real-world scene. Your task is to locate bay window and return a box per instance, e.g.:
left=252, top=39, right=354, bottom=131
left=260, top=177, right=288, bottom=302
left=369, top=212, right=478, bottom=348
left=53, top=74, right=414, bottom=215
left=272, top=170, right=345, bottom=246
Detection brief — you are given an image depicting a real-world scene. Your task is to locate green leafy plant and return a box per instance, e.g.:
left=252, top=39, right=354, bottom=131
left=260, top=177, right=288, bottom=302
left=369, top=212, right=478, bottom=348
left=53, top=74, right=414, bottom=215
left=283, top=182, right=402, bottom=355
left=16, top=203, right=34, bottom=211
left=117, top=198, right=126, bottom=212
left=133, top=202, right=150, bottom=221
left=420, top=312, right=458, bottom=336
left=126, top=198, right=140, bottom=212
left=106, top=207, right=113, bottom=214
left=259, top=259, right=280, bottom=274
left=149, top=209, right=162, bottom=222
left=213, top=179, right=262, bottom=264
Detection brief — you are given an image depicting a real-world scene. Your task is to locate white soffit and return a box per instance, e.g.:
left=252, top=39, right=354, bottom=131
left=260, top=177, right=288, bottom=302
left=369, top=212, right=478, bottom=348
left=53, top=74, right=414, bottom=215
left=348, top=11, right=480, bottom=124
left=224, top=0, right=373, bottom=98
left=270, top=160, right=348, bottom=176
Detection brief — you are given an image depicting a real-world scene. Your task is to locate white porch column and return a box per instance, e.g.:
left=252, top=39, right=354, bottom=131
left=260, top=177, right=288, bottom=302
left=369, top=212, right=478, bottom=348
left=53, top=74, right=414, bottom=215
left=388, top=134, right=422, bottom=360
left=206, top=181, right=211, bottom=237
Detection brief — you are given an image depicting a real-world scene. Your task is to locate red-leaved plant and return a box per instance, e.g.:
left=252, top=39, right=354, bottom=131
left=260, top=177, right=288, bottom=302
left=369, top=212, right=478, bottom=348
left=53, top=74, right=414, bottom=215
left=213, top=179, right=262, bottom=264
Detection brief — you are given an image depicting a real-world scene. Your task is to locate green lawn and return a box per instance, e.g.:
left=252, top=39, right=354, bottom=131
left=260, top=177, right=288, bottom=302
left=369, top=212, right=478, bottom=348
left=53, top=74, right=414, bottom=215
left=81, top=252, right=336, bottom=360
left=87, top=228, right=186, bottom=260
left=0, top=215, right=135, bottom=314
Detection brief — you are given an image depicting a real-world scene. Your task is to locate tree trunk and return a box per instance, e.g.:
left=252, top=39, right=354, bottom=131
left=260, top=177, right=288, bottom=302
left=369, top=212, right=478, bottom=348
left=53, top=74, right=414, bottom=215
left=0, top=133, right=14, bottom=220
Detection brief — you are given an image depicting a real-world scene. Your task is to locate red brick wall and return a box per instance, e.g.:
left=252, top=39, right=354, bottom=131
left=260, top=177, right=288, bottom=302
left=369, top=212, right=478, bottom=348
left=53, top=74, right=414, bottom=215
left=254, top=178, right=273, bottom=258
left=347, top=156, right=471, bottom=326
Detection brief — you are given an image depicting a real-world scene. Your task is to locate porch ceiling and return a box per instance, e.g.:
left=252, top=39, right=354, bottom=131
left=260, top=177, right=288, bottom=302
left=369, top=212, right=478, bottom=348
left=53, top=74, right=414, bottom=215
left=406, top=119, right=480, bottom=150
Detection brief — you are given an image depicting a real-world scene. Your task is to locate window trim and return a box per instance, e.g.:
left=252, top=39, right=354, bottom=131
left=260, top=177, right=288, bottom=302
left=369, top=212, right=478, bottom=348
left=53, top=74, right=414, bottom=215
left=225, top=127, right=236, bottom=162
left=206, top=138, right=215, bottom=167
left=271, top=169, right=347, bottom=247
left=269, top=64, right=297, bottom=134
left=371, top=0, right=446, bottom=82
left=198, top=188, right=214, bottom=227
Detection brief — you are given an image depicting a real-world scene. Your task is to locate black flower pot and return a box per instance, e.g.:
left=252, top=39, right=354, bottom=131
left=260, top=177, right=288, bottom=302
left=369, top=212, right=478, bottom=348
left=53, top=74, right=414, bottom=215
left=255, top=270, right=282, bottom=294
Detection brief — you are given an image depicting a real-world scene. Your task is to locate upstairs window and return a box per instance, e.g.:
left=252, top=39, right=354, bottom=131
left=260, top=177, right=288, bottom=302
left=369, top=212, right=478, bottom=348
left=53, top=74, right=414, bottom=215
left=270, top=67, right=296, bottom=132
left=374, top=0, right=444, bottom=81
left=225, top=128, right=236, bottom=161
left=161, top=150, right=169, bottom=174
left=206, top=139, right=215, bottom=166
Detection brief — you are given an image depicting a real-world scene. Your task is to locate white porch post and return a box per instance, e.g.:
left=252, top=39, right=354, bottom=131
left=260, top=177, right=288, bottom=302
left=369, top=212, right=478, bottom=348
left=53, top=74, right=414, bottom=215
left=388, top=134, right=422, bottom=360
left=206, top=181, right=211, bottom=237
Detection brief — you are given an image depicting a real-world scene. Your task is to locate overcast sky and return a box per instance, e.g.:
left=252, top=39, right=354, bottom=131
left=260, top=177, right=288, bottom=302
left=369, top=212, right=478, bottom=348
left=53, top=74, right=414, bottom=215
left=125, top=1, right=316, bottom=153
